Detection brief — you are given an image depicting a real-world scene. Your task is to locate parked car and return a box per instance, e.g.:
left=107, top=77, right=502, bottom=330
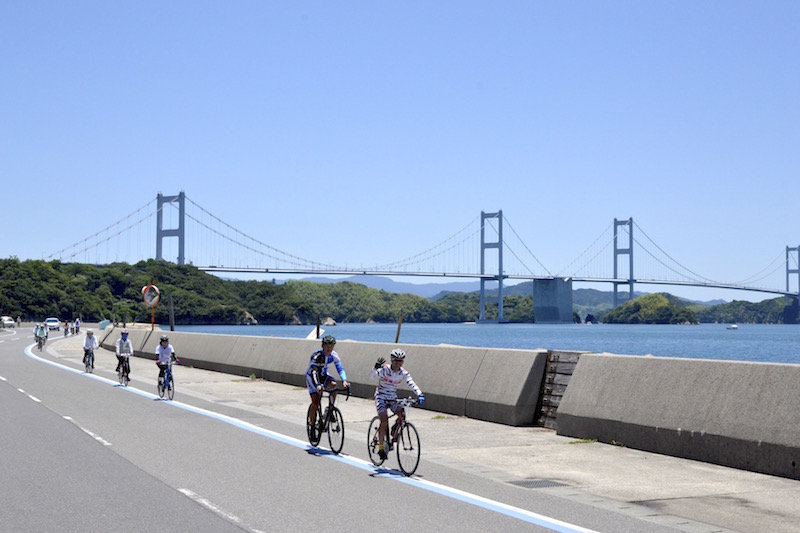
left=45, top=317, right=61, bottom=331
left=1, top=316, right=15, bottom=328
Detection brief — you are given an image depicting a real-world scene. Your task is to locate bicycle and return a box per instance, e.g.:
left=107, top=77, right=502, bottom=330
left=117, top=354, right=130, bottom=387
left=84, top=348, right=94, bottom=373
left=306, top=386, right=349, bottom=454
left=36, top=335, right=45, bottom=351
left=367, top=397, right=421, bottom=476
left=157, top=357, right=179, bottom=400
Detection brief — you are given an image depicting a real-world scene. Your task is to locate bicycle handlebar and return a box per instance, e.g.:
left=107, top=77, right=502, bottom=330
left=398, top=397, right=418, bottom=407
left=320, top=386, right=351, bottom=401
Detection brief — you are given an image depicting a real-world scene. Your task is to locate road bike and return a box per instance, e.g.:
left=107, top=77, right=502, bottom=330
left=117, top=354, right=130, bottom=387
left=84, top=349, right=94, bottom=373
left=367, top=397, right=421, bottom=476
left=306, top=386, right=349, bottom=454
left=36, top=335, right=45, bottom=351
left=157, top=357, right=179, bottom=400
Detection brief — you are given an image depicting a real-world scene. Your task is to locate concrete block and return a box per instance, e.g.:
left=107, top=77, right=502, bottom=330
left=99, top=326, right=547, bottom=427
left=557, top=353, right=800, bottom=479
left=466, top=348, right=548, bottom=425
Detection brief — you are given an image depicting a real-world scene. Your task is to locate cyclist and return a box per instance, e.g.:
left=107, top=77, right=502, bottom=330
left=34, top=323, right=47, bottom=347
left=155, top=334, right=177, bottom=386
left=370, top=348, right=424, bottom=460
left=115, top=328, right=134, bottom=376
left=306, top=335, right=349, bottom=428
left=82, top=328, right=99, bottom=369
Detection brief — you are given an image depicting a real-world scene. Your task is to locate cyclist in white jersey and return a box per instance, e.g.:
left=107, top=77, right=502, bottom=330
left=155, top=335, right=178, bottom=385
left=369, top=348, right=424, bottom=460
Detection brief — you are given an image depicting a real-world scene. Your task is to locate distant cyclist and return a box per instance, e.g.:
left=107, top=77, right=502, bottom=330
left=370, top=348, right=424, bottom=460
left=34, top=323, right=47, bottom=347
left=82, top=328, right=99, bottom=369
left=155, top=335, right=178, bottom=386
left=115, top=328, right=134, bottom=376
left=306, top=335, right=349, bottom=428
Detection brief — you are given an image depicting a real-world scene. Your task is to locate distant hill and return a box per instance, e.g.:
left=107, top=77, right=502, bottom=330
left=296, top=276, right=727, bottom=307
left=298, top=275, right=481, bottom=298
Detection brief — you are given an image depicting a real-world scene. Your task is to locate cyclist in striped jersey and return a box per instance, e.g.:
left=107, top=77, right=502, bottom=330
left=369, top=348, right=424, bottom=460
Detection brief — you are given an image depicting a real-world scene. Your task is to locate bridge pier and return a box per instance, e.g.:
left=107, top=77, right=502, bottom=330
left=533, top=278, right=573, bottom=323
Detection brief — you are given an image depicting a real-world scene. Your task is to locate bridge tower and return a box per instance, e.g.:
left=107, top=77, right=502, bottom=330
left=478, top=210, right=507, bottom=323
left=613, top=217, right=634, bottom=308
left=156, top=192, right=186, bottom=265
left=786, top=245, right=800, bottom=305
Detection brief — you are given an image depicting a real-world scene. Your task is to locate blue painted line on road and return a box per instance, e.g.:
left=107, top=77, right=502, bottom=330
left=24, top=342, right=598, bottom=533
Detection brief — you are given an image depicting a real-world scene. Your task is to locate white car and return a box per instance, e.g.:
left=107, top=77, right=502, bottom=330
left=1, top=316, right=14, bottom=328
left=45, top=317, right=61, bottom=331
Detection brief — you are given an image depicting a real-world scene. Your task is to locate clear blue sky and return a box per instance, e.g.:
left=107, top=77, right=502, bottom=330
left=2, top=2, right=798, bottom=303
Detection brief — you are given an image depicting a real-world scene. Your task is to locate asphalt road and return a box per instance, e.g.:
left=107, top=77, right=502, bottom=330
left=2, top=325, right=799, bottom=532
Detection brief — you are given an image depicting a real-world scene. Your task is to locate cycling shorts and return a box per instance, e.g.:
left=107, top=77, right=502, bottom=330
left=306, top=374, right=335, bottom=395
left=375, top=396, right=403, bottom=415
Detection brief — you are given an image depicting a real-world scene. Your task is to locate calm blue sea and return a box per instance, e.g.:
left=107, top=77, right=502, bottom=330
left=173, top=323, right=800, bottom=365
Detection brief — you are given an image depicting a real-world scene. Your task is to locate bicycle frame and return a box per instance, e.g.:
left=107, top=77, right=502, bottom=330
left=306, top=387, right=349, bottom=452
left=118, top=354, right=130, bottom=386
left=157, top=360, right=176, bottom=400
left=84, top=349, right=94, bottom=373
left=367, top=397, right=421, bottom=476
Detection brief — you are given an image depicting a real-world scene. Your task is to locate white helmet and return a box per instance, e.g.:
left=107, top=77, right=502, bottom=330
left=390, top=348, right=406, bottom=360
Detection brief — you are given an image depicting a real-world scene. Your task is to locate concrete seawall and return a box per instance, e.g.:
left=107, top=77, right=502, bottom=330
left=556, top=353, right=800, bottom=480
left=102, top=327, right=800, bottom=479
left=103, top=327, right=548, bottom=426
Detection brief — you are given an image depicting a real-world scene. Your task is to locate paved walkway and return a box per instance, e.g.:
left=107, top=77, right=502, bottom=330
left=42, top=326, right=800, bottom=533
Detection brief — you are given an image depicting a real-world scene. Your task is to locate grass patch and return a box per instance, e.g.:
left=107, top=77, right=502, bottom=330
left=568, top=438, right=598, bottom=444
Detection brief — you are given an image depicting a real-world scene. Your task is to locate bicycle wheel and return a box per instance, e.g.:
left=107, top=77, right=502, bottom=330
left=367, top=416, right=385, bottom=466
left=157, top=377, right=165, bottom=398
left=85, top=354, right=92, bottom=373
left=306, top=404, right=321, bottom=447
left=396, top=422, right=421, bottom=476
left=327, top=407, right=345, bottom=455
left=167, top=374, right=175, bottom=400
left=118, top=369, right=123, bottom=385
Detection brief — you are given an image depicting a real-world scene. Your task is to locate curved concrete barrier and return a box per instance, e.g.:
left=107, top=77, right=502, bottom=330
left=102, top=328, right=548, bottom=426
left=556, top=354, right=800, bottom=480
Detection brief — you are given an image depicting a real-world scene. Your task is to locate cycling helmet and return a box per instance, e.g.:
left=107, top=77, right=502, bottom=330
left=87, top=328, right=94, bottom=334
left=390, top=348, right=406, bottom=360
left=321, top=335, right=336, bottom=345
left=160, top=335, right=169, bottom=342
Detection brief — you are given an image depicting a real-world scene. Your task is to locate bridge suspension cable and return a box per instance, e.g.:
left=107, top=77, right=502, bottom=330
left=371, top=214, right=481, bottom=272
left=184, top=196, right=342, bottom=271
left=554, top=222, right=615, bottom=279
left=46, top=199, right=158, bottom=262
left=632, top=220, right=789, bottom=292
left=497, top=215, right=552, bottom=277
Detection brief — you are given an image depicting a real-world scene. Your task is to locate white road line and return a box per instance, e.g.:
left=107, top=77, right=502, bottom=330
left=178, top=489, right=266, bottom=533
left=25, top=343, right=598, bottom=533
left=79, top=427, right=112, bottom=446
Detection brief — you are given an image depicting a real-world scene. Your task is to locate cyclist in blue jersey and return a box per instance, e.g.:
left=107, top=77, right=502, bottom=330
left=370, top=348, right=424, bottom=460
left=306, top=335, right=349, bottom=428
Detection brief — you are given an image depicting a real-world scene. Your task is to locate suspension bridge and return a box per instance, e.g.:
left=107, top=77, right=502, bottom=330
left=46, top=191, right=800, bottom=323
